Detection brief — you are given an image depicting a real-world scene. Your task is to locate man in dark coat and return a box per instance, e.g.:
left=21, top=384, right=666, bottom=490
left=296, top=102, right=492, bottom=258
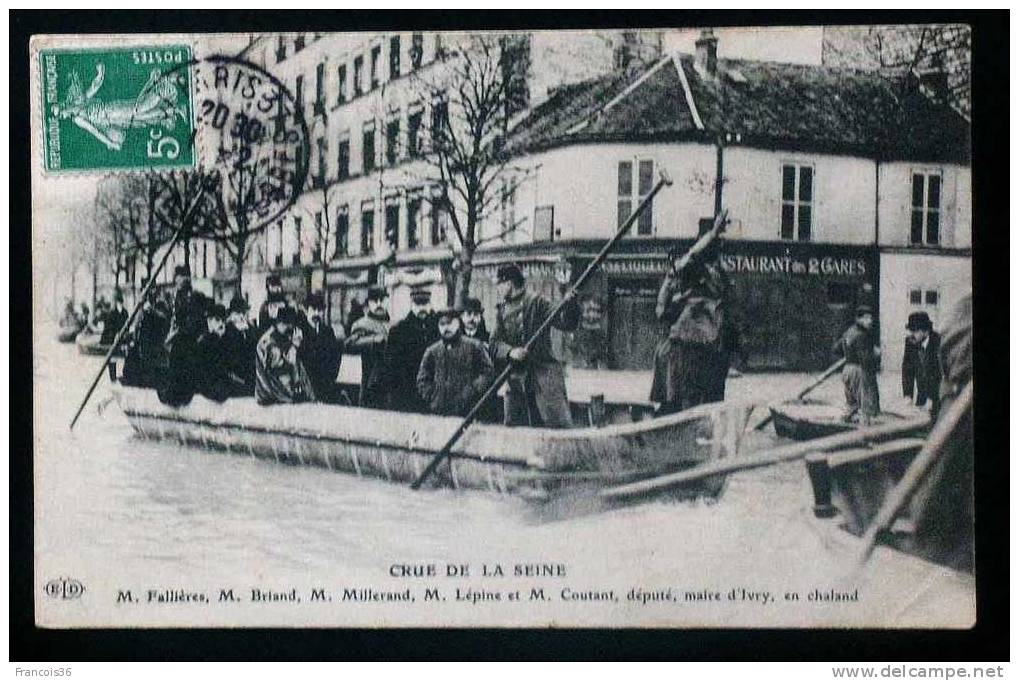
left=222, top=295, right=258, bottom=396
left=255, top=307, right=316, bottom=405
left=192, top=304, right=249, bottom=402
left=386, top=285, right=439, bottom=413
left=902, top=311, right=942, bottom=415
left=257, top=273, right=286, bottom=334
left=121, top=285, right=169, bottom=389
left=417, top=308, right=495, bottom=417
left=565, top=297, right=611, bottom=370
left=158, top=265, right=209, bottom=407
left=461, top=297, right=490, bottom=343
left=100, top=290, right=129, bottom=347
left=833, top=305, right=881, bottom=424
left=298, top=291, right=343, bottom=403
left=344, top=285, right=391, bottom=409
left=650, top=239, right=730, bottom=414
left=490, top=262, right=580, bottom=428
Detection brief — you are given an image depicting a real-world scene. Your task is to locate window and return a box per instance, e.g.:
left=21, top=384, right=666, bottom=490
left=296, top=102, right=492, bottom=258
left=293, top=216, right=303, bottom=265
left=361, top=204, right=375, bottom=255
left=909, top=289, right=922, bottom=305
left=337, top=134, right=350, bottom=180
left=370, top=45, right=381, bottom=89
left=294, top=34, right=306, bottom=52
left=500, top=178, right=517, bottom=236
left=925, top=290, right=939, bottom=306
left=911, top=172, right=942, bottom=246
left=431, top=192, right=449, bottom=244
left=534, top=205, right=554, bottom=242
left=407, top=195, right=421, bottom=250
left=385, top=116, right=401, bottom=166
left=353, top=55, right=364, bottom=95
left=411, top=33, right=423, bottom=69
left=334, top=206, right=349, bottom=258
left=389, top=35, right=401, bottom=79
left=617, top=159, right=655, bottom=235
left=407, top=107, right=423, bottom=158
left=275, top=36, right=287, bottom=63
left=337, top=64, right=347, bottom=104
left=781, top=163, right=813, bottom=241
left=294, top=75, right=304, bottom=116
left=384, top=201, right=400, bottom=251
left=313, top=212, right=324, bottom=262
left=314, top=63, right=325, bottom=115
left=363, top=123, right=376, bottom=174
left=909, top=288, right=939, bottom=310
left=431, top=97, right=448, bottom=147
left=314, top=136, right=326, bottom=186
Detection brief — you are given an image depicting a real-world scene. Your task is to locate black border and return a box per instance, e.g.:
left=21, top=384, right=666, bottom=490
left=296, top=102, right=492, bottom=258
left=11, top=9, right=1009, bottom=662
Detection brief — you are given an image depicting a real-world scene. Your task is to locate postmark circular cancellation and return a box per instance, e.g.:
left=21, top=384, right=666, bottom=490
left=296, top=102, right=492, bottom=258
left=39, top=45, right=309, bottom=230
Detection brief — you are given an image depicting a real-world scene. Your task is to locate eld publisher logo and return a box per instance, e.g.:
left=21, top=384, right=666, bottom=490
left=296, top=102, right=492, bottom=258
left=44, top=577, right=85, bottom=600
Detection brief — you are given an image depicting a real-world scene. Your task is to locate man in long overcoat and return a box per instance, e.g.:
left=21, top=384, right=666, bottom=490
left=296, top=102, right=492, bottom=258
left=902, top=310, right=943, bottom=416
left=344, top=285, right=391, bottom=408
left=386, top=285, right=439, bottom=413
left=157, top=265, right=209, bottom=406
left=298, top=291, right=343, bottom=403
left=417, top=308, right=495, bottom=417
left=490, top=262, right=579, bottom=428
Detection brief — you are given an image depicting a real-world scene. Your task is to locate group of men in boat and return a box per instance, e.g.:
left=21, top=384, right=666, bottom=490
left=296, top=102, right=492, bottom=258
left=119, top=261, right=583, bottom=427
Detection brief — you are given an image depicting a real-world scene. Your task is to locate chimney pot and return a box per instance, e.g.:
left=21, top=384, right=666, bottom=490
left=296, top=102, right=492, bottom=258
left=695, top=28, right=718, bottom=78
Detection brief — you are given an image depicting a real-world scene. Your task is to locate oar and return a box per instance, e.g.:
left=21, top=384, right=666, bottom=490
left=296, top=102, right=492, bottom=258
left=410, top=170, right=680, bottom=490
left=599, top=414, right=931, bottom=502
left=69, top=186, right=207, bottom=430
left=855, top=380, right=972, bottom=566
left=752, top=358, right=847, bottom=431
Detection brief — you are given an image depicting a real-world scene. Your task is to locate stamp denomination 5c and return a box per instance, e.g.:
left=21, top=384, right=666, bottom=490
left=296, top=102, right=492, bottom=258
left=40, top=45, right=194, bottom=172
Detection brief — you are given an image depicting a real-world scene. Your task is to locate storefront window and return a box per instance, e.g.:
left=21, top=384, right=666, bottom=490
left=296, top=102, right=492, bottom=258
left=911, top=172, right=942, bottom=246
left=781, top=163, right=813, bottom=241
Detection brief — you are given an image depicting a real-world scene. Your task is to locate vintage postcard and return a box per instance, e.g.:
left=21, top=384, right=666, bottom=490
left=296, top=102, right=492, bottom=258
left=31, top=24, right=975, bottom=629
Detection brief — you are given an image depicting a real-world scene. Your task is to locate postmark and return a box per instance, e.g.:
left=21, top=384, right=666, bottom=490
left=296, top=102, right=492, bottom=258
left=40, top=45, right=195, bottom=172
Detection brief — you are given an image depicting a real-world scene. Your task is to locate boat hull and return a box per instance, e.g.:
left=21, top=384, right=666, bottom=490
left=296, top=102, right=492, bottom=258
left=113, top=386, right=754, bottom=495
left=771, top=401, right=905, bottom=440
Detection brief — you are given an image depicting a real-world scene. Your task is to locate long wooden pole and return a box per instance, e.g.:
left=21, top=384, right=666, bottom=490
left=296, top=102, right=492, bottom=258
left=69, top=186, right=206, bottom=430
left=410, top=170, right=679, bottom=490
left=856, top=380, right=973, bottom=565
left=600, top=414, right=931, bottom=502
left=753, top=358, right=847, bottom=431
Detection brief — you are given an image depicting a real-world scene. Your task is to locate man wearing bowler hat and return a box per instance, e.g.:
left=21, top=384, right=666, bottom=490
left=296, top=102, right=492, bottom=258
left=902, top=310, right=942, bottom=415
left=490, top=261, right=579, bottom=428
left=386, top=284, right=440, bottom=413
left=299, top=291, right=344, bottom=403
left=345, top=285, right=391, bottom=408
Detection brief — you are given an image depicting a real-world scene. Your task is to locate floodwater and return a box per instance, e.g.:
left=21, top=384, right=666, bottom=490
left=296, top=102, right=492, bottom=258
left=32, top=329, right=974, bottom=628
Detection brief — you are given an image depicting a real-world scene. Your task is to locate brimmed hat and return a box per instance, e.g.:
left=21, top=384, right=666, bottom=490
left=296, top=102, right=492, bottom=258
left=305, top=291, right=326, bottom=309
left=463, top=297, right=484, bottom=314
left=207, top=303, right=227, bottom=320
left=228, top=296, right=249, bottom=313
left=173, top=265, right=191, bottom=278
left=409, top=285, right=432, bottom=304
left=276, top=306, right=298, bottom=324
left=906, top=311, right=932, bottom=332
left=436, top=306, right=460, bottom=321
left=495, top=263, right=524, bottom=286
left=366, top=285, right=388, bottom=302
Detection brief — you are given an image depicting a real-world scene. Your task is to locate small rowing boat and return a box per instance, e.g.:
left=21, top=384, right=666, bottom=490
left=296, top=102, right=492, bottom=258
left=770, top=400, right=907, bottom=440
left=75, top=331, right=114, bottom=356
left=112, top=385, right=755, bottom=496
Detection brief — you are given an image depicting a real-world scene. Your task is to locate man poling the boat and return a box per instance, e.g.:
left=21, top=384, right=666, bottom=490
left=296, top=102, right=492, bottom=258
left=121, top=282, right=170, bottom=389
left=157, top=265, right=212, bottom=407
left=832, top=305, right=881, bottom=426
left=416, top=307, right=495, bottom=417
left=409, top=169, right=675, bottom=491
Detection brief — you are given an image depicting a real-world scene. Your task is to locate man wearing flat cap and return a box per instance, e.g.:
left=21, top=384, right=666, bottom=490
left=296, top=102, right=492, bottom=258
left=417, top=307, right=495, bottom=417
left=490, top=261, right=580, bottom=428
left=299, top=291, right=344, bottom=403
left=345, top=285, right=391, bottom=408
left=902, top=310, right=942, bottom=415
left=832, top=304, right=881, bottom=424
left=386, top=284, right=440, bottom=413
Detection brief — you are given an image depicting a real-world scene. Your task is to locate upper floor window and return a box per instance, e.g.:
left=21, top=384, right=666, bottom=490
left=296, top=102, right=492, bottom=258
left=389, top=35, right=401, bottom=79
left=617, top=159, right=654, bottom=235
left=411, top=33, right=424, bottom=70
left=407, top=107, right=423, bottom=158
left=353, top=55, right=364, bottom=96
left=337, top=133, right=350, bottom=180
left=384, top=200, right=400, bottom=251
left=781, top=163, right=813, bottom=241
left=431, top=97, right=448, bottom=148
left=334, top=205, right=350, bottom=259
left=314, top=62, right=325, bottom=115
left=361, top=203, right=375, bottom=255
left=363, top=122, right=376, bottom=174
left=294, top=34, right=306, bottom=52
left=275, top=36, right=287, bottom=63
left=407, top=195, right=421, bottom=250
left=294, top=75, right=304, bottom=116
left=385, top=116, right=400, bottom=166
left=337, top=64, right=347, bottom=104
left=370, top=45, right=381, bottom=89
left=911, top=171, right=942, bottom=246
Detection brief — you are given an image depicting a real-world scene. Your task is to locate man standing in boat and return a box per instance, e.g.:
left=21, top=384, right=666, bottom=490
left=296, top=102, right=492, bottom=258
left=100, top=290, right=128, bottom=348
left=298, top=291, right=344, bottom=404
left=158, top=265, right=210, bottom=406
left=255, top=306, right=316, bottom=406
left=417, top=307, right=495, bottom=417
left=650, top=238, right=730, bottom=415
left=460, top=297, right=491, bottom=343
left=345, top=285, right=391, bottom=409
left=122, top=282, right=169, bottom=389
left=832, top=305, right=881, bottom=425
left=386, top=285, right=439, bottom=413
left=257, top=273, right=287, bottom=335
left=193, top=304, right=249, bottom=402
left=490, top=261, right=580, bottom=428
left=902, top=310, right=942, bottom=416
left=223, top=296, right=258, bottom=396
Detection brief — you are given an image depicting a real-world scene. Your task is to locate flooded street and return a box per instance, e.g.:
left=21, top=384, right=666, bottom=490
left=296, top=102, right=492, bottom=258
left=33, top=329, right=973, bottom=628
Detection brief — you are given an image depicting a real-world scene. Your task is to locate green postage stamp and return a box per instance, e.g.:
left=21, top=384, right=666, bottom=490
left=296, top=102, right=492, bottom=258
left=39, top=45, right=195, bottom=172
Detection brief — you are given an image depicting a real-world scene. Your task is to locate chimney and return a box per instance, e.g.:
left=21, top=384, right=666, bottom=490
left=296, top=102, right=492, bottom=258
left=695, top=28, right=718, bottom=78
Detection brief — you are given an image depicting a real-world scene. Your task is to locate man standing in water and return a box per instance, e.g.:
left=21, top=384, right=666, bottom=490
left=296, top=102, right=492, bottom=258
left=833, top=305, right=881, bottom=424
left=650, top=239, right=730, bottom=414
left=490, top=262, right=579, bottom=428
